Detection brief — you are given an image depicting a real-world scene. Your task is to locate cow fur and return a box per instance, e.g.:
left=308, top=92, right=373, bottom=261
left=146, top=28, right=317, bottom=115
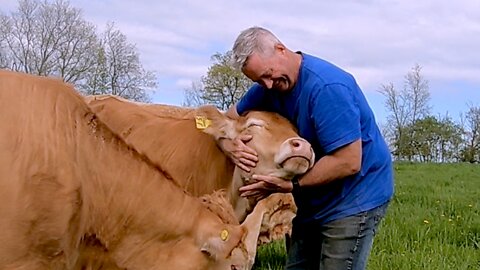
left=85, top=95, right=314, bottom=244
left=0, top=71, right=255, bottom=270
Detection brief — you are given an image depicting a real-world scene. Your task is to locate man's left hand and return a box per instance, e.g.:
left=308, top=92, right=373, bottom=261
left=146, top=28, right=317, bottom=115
left=239, top=174, right=293, bottom=199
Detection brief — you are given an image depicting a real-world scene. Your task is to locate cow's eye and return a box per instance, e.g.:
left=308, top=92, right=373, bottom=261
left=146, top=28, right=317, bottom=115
left=248, top=123, right=263, bottom=128
left=245, top=119, right=265, bottom=130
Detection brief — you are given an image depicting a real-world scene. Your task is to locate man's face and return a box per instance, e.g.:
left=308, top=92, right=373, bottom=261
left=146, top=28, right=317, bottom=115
left=242, top=46, right=294, bottom=92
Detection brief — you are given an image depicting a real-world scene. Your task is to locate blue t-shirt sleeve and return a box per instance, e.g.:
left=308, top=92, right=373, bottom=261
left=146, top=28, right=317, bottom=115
left=311, top=83, right=361, bottom=154
left=236, top=84, right=268, bottom=115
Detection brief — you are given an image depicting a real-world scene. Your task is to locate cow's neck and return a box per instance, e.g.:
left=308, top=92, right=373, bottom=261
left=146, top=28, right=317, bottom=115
left=78, top=115, right=221, bottom=262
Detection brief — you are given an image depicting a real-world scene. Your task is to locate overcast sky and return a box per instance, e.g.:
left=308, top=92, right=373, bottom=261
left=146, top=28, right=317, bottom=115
left=2, top=0, right=479, bottom=124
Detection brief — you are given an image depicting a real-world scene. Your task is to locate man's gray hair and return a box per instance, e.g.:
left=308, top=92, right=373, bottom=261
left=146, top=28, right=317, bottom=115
left=231, top=26, right=282, bottom=70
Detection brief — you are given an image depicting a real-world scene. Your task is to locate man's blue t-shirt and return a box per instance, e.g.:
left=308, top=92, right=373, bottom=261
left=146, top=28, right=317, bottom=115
left=237, top=53, right=394, bottom=225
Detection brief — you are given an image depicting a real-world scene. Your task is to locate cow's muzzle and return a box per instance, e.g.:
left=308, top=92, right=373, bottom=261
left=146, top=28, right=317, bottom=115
left=274, top=137, right=315, bottom=175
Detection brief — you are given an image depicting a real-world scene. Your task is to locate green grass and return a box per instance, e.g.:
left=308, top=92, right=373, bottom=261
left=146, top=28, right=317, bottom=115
left=253, top=163, right=480, bottom=270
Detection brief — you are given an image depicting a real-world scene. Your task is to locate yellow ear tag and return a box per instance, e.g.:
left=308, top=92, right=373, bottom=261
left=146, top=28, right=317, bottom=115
left=195, top=116, right=212, bottom=130
left=220, top=229, right=229, bottom=241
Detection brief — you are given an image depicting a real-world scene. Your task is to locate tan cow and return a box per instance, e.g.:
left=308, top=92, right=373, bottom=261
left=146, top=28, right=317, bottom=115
left=85, top=95, right=315, bottom=243
left=0, top=70, right=278, bottom=269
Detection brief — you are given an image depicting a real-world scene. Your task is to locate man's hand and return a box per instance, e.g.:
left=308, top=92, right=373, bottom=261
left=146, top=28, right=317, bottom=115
left=239, top=174, right=293, bottom=199
left=220, top=134, right=258, bottom=172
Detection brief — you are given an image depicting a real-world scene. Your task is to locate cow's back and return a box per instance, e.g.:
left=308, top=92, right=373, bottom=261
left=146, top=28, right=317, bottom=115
left=0, top=71, right=90, bottom=267
left=85, top=96, right=304, bottom=245
left=87, top=96, right=235, bottom=196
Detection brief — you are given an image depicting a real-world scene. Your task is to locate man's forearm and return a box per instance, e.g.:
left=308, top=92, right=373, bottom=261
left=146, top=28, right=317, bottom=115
left=299, top=155, right=359, bottom=187
left=298, top=140, right=362, bottom=187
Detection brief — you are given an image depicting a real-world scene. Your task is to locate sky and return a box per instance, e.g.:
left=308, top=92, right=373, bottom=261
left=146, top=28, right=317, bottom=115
left=2, top=0, right=479, bottom=125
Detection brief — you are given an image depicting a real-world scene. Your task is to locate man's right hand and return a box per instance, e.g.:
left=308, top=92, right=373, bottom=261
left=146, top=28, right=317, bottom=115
left=220, top=134, right=258, bottom=172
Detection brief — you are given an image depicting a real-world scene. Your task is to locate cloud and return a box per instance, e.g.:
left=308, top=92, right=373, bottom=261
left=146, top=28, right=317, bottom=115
left=2, top=0, right=479, bottom=116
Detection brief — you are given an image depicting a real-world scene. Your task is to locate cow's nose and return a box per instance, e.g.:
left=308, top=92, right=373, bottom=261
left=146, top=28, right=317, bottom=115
left=274, top=137, right=315, bottom=174
left=285, top=138, right=311, bottom=157
left=289, top=138, right=304, bottom=150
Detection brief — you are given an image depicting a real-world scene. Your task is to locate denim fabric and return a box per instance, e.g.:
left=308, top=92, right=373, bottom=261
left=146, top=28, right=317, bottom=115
left=285, top=202, right=389, bottom=270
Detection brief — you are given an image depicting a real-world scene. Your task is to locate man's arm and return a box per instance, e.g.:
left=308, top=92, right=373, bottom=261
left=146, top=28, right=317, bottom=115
left=297, top=138, right=362, bottom=187
left=238, top=139, right=362, bottom=196
left=238, top=83, right=363, bottom=196
left=300, top=83, right=362, bottom=187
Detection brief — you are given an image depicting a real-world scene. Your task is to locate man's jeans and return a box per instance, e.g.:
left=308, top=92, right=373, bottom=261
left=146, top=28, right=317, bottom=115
left=285, top=202, right=389, bottom=270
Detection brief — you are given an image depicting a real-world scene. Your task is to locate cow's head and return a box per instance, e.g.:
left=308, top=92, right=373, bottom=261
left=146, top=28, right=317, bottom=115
left=197, top=105, right=315, bottom=181
left=196, top=192, right=292, bottom=270
left=198, top=224, right=250, bottom=270
left=109, top=223, right=251, bottom=270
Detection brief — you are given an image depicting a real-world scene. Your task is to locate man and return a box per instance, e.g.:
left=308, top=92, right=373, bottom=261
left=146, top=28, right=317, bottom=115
left=219, top=26, right=394, bottom=270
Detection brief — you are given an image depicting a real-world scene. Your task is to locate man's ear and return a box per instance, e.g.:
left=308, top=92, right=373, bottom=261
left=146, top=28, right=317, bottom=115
left=196, top=105, right=239, bottom=140
left=274, top=43, right=286, bottom=54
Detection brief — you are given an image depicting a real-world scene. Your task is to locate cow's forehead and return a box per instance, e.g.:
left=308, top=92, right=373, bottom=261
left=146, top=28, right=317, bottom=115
left=243, top=111, right=295, bottom=129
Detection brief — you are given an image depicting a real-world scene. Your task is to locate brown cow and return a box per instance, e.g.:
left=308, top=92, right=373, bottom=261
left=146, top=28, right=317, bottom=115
left=85, top=95, right=315, bottom=243
left=0, top=70, right=276, bottom=269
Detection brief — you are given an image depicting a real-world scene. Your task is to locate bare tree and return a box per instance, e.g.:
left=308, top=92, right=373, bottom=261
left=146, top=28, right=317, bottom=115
left=80, top=22, right=156, bottom=102
left=379, top=82, right=408, bottom=156
left=0, top=0, right=98, bottom=82
left=0, top=34, right=8, bottom=69
left=379, top=64, right=431, bottom=160
left=461, top=104, right=480, bottom=163
left=0, top=0, right=38, bottom=73
left=53, top=3, right=98, bottom=83
left=1, top=0, right=156, bottom=102
left=183, top=51, right=251, bottom=110
left=79, top=45, right=109, bottom=96
left=183, top=81, right=206, bottom=107
left=404, top=64, right=431, bottom=124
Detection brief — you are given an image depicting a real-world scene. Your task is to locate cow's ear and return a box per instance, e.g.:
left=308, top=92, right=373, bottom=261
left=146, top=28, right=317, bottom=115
left=196, top=105, right=238, bottom=140
left=200, top=236, right=223, bottom=259
left=200, top=226, right=244, bottom=260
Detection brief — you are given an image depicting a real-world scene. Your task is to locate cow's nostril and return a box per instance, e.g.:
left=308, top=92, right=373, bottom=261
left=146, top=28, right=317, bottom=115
left=290, top=140, right=300, bottom=148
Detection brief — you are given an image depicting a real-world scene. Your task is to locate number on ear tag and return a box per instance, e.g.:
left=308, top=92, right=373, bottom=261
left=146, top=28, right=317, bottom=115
left=195, top=116, right=212, bottom=130
left=220, top=229, right=229, bottom=241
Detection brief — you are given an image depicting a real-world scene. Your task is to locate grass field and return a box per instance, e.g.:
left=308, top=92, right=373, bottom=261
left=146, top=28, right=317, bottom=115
left=253, top=163, right=480, bottom=270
